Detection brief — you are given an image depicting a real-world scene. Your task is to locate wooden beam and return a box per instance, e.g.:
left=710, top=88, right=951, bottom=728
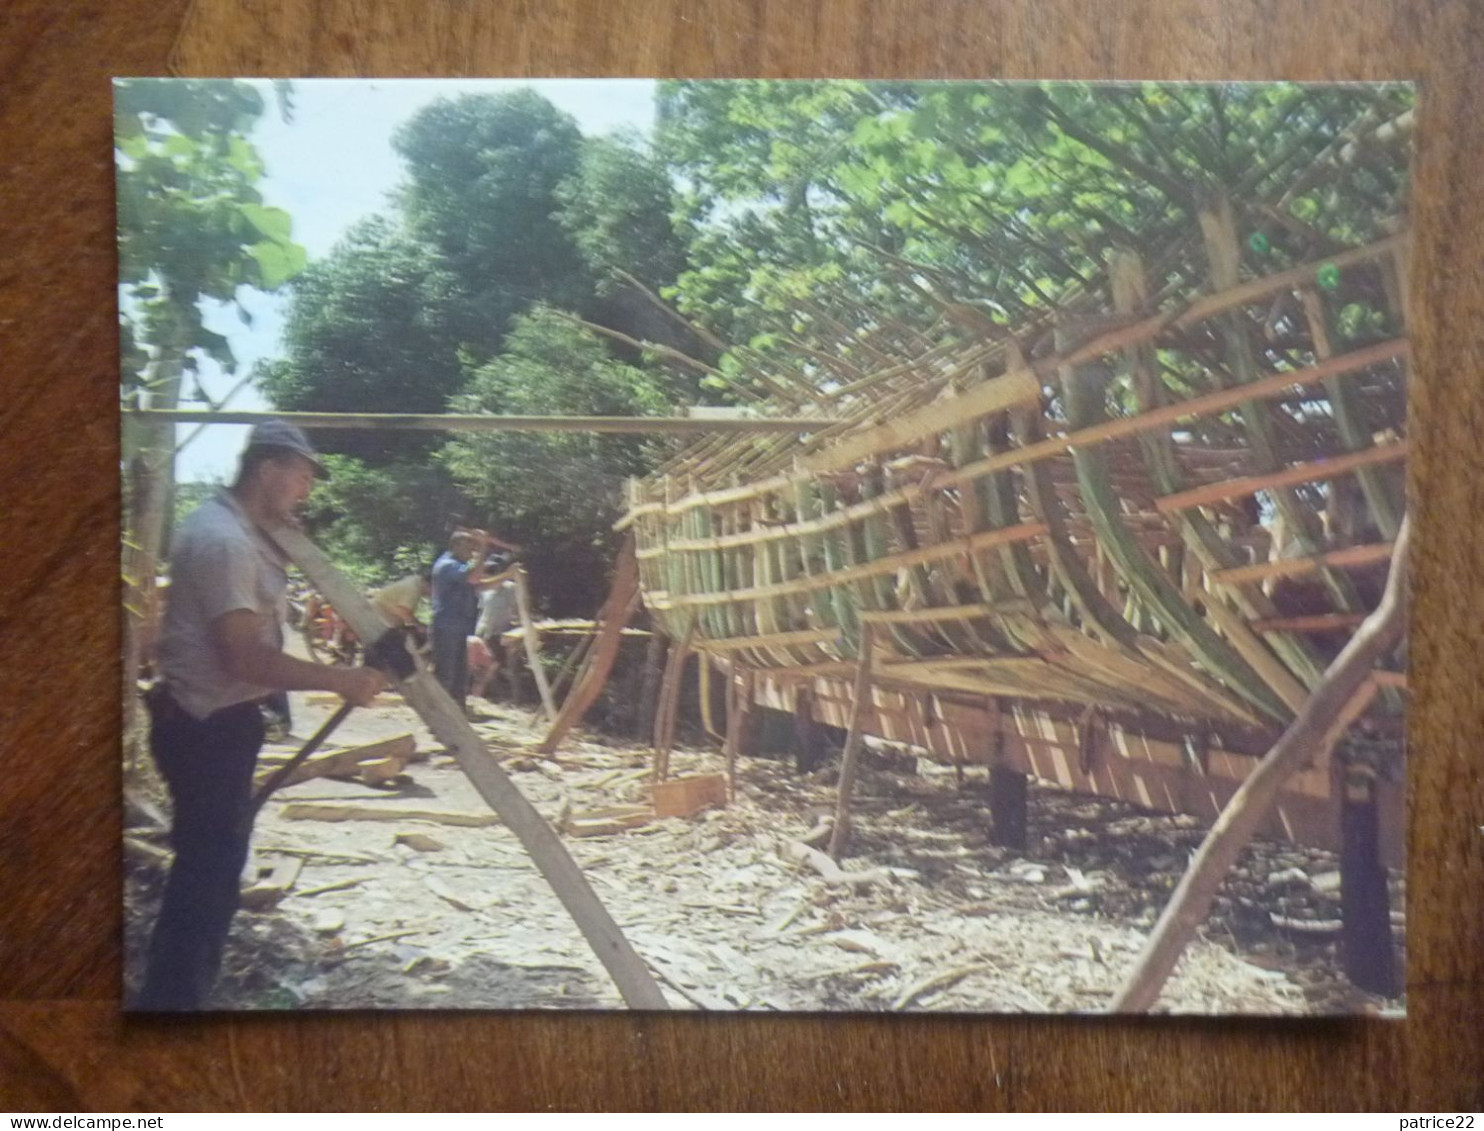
left=857, top=603, right=1008, bottom=626
left=130, top=408, right=827, bottom=435
left=694, top=627, right=839, bottom=653
left=826, top=625, right=877, bottom=860
left=1154, top=442, right=1408, bottom=514
left=652, top=617, right=696, bottom=784
left=947, top=339, right=1408, bottom=490
left=801, top=368, right=1041, bottom=473
left=1251, top=612, right=1370, bottom=634
left=255, top=734, right=415, bottom=791
left=654, top=522, right=1048, bottom=607
left=513, top=569, right=557, bottom=723
left=1211, top=541, right=1395, bottom=588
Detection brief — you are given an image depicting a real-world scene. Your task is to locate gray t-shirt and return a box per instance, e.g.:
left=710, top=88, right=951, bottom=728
left=157, top=489, right=287, bottom=719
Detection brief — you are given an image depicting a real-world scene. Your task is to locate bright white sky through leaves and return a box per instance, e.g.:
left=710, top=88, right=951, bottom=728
left=172, top=78, right=657, bottom=482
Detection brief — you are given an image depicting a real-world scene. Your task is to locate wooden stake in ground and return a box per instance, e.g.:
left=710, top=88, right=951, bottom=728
left=827, top=624, right=876, bottom=861
left=514, top=568, right=558, bottom=723
left=723, top=664, right=755, bottom=801
left=266, top=523, right=669, bottom=1011
left=652, top=617, right=696, bottom=784
left=1109, top=515, right=1410, bottom=1013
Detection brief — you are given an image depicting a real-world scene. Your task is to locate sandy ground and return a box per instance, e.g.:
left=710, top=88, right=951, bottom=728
left=124, top=689, right=1405, bottom=1016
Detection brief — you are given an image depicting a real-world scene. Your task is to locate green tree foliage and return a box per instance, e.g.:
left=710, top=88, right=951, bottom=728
left=261, top=91, right=700, bottom=596
left=257, top=217, right=465, bottom=461
left=555, top=133, right=689, bottom=295
left=392, top=91, right=592, bottom=357
left=300, top=455, right=467, bottom=584
left=656, top=81, right=1414, bottom=407
left=116, top=78, right=306, bottom=391
left=444, top=309, right=673, bottom=612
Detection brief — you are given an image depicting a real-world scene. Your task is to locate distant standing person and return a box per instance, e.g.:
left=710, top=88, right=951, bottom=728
left=138, top=420, right=385, bottom=1011
left=372, top=569, right=431, bottom=627
left=469, top=563, right=520, bottom=700
left=430, top=529, right=520, bottom=710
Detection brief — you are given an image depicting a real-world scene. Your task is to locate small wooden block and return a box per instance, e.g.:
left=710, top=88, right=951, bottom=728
left=564, top=805, right=653, bottom=837
left=653, top=773, right=728, bottom=819
left=240, top=855, right=304, bottom=910
left=359, top=757, right=405, bottom=785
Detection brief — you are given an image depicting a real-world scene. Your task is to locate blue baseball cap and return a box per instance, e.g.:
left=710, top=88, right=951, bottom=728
left=246, top=418, right=330, bottom=480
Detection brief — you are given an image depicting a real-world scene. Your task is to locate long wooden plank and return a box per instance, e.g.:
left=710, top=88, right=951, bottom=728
left=800, top=368, right=1041, bottom=473
left=514, top=568, right=557, bottom=722
left=265, top=523, right=669, bottom=1010
left=694, top=627, right=839, bottom=653
left=255, top=733, right=415, bottom=791
left=133, top=408, right=826, bottom=434
left=1251, top=612, right=1370, bottom=633
left=654, top=521, right=1048, bottom=607
left=1211, top=541, right=1395, bottom=587
left=1154, top=441, right=1408, bottom=514
left=943, top=339, right=1408, bottom=489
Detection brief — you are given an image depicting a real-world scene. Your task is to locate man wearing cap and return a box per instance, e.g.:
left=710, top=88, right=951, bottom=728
left=136, top=420, right=385, bottom=1010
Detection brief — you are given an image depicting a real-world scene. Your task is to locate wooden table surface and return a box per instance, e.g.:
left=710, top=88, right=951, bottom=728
left=2, top=0, right=1481, bottom=1112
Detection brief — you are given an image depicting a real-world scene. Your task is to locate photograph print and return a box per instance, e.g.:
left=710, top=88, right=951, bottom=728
left=118, top=77, right=1414, bottom=1014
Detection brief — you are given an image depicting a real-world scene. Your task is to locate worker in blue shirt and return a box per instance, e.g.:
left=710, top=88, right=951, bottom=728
left=429, top=528, right=520, bottom=710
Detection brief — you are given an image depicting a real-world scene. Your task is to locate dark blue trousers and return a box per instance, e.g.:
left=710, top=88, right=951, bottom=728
left=431, top=622, right=469, bottom=709
left=134, top=690, right=263, bottom=1010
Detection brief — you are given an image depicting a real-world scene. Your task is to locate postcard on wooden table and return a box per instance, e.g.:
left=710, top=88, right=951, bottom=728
left=118, top=77, right=1412, bottom=1014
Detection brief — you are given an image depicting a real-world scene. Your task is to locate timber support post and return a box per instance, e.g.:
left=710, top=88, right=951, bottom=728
left=987, top=699, right=1028, bottom=850
left=514, top=568, right=557, bottom=723
left=1338, top=745, right=1399, bottom=996
left=723, top=663, right=756, bottom=801
left=652, top=617, right=695, bottom=783
left=826, top=625, right=876, bottom=860
left=792, top=685, right=824, bottom=773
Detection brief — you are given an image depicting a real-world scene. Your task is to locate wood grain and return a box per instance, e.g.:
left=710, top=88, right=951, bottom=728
left=1, top=0, right=1480, bottom=1111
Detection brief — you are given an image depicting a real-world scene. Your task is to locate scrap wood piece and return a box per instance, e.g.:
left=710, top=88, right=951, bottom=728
left=268, top=523, right=670, bottom=1010
left=281, top=803, right=500, bottom=827
left=394, top=832, right=446, bottom=852
left=293, top=877, right=367, bottom=898
left=563, top=805, right=654, bottom=838
left=535, top=535, right=639, bottom=755
left=124, top=835, right=171, bottom=870
left=891, top=961, right=1001, bottom=1010
left=240, top=855, right=305, bottom=911
left=780, top=839, right=893, bottom=887
left=652, top=772, right=727, bottom=819
left=341, top=928, right=422, bottom=951
left=255, top=733, right=416, bottom=791
left=1109, top=515, right=1409, bottom=1014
